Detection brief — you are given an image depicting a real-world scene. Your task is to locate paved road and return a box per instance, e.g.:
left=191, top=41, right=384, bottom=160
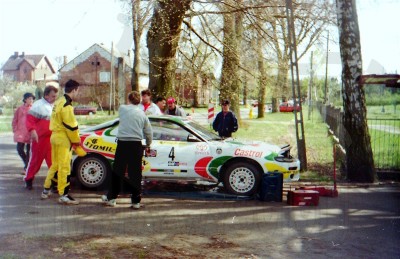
left=0, top=133, right=399, bottom=258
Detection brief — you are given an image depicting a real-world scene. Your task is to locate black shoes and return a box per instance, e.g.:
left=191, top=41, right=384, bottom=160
left=25, top=179, right=33, bottom=190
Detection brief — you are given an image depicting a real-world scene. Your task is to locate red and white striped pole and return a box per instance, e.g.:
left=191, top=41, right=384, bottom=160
left=208, top=103, right=214, bottom=124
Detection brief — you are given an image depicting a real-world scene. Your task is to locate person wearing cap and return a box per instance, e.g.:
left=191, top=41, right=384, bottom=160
left=24, top=85, right=58, bottom=190
left=101, top=91, right=153, bottom=210
left=212, top=99, right=238, bottom=138
left=41, top=79, right=82, bottom=205
left=12, top=92, right=35, bottom=172
left=138, top=89, right=162, bottom=115
left=165, top=97, right=186, bottom=117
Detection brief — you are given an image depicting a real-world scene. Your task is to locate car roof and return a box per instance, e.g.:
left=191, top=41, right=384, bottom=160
left=80, top=115, right=189, bottom=133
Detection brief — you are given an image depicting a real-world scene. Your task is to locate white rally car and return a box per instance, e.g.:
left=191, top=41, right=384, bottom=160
left=73, top=116, right=300, bottom=196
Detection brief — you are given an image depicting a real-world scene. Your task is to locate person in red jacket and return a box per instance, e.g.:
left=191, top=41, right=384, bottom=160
left=12, top=92, right=35, bottom=172
left=24, top=85, right=58, bottom=190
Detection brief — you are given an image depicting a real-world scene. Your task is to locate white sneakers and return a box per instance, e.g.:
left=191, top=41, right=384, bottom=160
left=101, top=195, right=116, bottom=207
left=101, top=195, right=141, bottom=209
left=58, top=194, right=79, bottom=205
left=131, top=203, right=140, bottom=210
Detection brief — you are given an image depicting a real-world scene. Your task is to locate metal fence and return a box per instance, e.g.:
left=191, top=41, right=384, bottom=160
left=317, top=103, right=400, bottom=172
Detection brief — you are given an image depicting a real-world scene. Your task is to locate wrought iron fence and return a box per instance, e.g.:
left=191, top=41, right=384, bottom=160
left=317, top=103, right=400, bottom=172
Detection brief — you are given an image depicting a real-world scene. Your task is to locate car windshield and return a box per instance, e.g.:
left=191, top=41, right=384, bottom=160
left=184, top=121, right=221, bottom=141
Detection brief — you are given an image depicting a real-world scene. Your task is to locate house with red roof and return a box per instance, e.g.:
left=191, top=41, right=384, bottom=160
left=1, top=52, right=56, bottom=84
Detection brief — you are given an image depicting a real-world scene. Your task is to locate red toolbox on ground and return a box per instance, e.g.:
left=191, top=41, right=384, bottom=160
left=287, top=190, right=319, bottom=206
left=296, top=186, right=336, bottom=197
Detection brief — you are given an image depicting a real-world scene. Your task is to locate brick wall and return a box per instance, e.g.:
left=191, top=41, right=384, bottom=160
left=59, top=53, right=131, bottom=108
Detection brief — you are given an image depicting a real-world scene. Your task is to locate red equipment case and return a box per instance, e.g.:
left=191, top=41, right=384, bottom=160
left=295, top=186, right=337, bottom=197
left=287, top=190, right=319, bottom=206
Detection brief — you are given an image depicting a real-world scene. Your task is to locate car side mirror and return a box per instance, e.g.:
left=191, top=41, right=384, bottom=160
left=187, top=134, right=200, bottom=142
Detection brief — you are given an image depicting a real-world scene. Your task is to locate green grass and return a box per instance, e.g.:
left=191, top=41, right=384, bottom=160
left=234, top=107, right=335, bottom=181
left=367, top=105, right=400, bottom=119
left=368, top=119, right=400, bottom=169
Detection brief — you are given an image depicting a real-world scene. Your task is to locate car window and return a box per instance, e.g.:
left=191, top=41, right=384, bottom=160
left=150, top=120, right=189, bottom=141
left=185, top=121, right=221, bottom=141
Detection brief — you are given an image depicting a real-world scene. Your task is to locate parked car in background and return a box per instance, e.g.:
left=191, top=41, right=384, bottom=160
left=74, top=105, right=97, bottom=115
left=279, top=102, right=301, bottom=112
left=72, top=116, right=300, bottom=196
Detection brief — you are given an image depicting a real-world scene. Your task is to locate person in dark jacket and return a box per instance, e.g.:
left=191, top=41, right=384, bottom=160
left=212, top=99, right=238, bottom=138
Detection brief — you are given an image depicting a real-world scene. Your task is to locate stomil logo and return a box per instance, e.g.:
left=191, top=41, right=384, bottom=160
left=84, top=137, right=116, bottom=153
left=234, top=148, right=262, bottom=158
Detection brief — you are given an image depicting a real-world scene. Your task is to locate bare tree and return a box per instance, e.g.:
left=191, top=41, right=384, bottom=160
left=261, top=0, right=335, bottom=109
left=336, top=0, right=376, bottom=182
left=129, top=0, right=153, bottom=91
left=219, top=0, right=244, bottom=119
left=146, top=0, right=192, bottom=98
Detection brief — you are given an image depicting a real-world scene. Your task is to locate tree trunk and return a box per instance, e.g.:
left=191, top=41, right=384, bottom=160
left=256, top=35, right=266, bottom=118
left=131, top=0, right=141, bottom=91
left=146, top=0, right=191, bottom=98
left=276, top=64, right=289, bottom=98
left=336, top=0, right=376, bottom=182
left=219, top=0, right=243, bottom=120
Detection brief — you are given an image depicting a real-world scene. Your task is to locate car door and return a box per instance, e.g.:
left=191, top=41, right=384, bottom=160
left=142, top=119, right=198, bottom=179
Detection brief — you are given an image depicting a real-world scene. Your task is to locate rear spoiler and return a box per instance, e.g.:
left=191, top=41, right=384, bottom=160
left=356, top=74, right=400, bottom=88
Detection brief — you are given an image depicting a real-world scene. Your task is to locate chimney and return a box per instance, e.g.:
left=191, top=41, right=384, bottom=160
left=63, top=56, right=68, bottom=65
left=14, top=51, right=18, bottom=58
left=21, top=52, right=25, bottom=57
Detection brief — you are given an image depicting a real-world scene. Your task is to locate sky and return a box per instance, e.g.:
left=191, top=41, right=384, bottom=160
left=1, top=0, right=399, bottom=77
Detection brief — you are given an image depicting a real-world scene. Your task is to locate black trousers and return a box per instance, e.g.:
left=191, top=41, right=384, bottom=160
left=17, top=142, right=30, bottom=170
left=107, top=140, right=144, bottom=204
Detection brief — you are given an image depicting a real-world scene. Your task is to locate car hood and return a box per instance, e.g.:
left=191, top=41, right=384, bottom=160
left=212, top=139, right=287, bottom=157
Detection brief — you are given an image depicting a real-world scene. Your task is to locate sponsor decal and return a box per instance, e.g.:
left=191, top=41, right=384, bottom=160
left=83, top=137, right=116, bottom=153
left=150, top=169, right=188, bottom=173
left=216, top=148, right=222, bottom=154
left=196, top=143, right=209, bottom=151
left=195, top=151, right=211, bottom=155
left=168, top=161, right=188, bottom=166
left=146, top=149, right=157, bottom=157
left=234, top=148, right=262, bottom=158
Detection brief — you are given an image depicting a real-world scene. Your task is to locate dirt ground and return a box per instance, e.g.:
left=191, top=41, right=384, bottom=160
left=0, top=177, right=399, bottom=259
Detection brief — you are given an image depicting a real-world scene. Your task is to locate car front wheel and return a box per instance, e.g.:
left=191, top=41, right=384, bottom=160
left=223, top=162, right=260, bottom=196
left=76, top=155, right=110, bottom=189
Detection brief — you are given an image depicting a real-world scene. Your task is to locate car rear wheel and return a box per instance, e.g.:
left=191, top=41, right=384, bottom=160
left=76, top=155, right=110, bottom=189
left=223, top=162, right=260, bottom=196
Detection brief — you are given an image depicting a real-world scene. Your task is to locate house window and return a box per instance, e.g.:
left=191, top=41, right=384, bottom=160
left=23, top=68, right=28, bottom=74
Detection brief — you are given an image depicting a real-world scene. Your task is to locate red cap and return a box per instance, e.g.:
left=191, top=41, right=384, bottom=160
left=167, top=97, right=175, bottom=104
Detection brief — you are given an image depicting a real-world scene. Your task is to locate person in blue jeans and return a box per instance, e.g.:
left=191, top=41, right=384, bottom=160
left=212, top=99, right=238, bottom=138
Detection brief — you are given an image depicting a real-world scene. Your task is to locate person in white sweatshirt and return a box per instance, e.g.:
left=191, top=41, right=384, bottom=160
left=102, top=91, right=153, bottom=209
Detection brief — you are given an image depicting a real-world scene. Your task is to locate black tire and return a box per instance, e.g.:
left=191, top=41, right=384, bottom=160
left=76, top=155, right=110, bottom=190
left=223, top=162, right=261, bottom=196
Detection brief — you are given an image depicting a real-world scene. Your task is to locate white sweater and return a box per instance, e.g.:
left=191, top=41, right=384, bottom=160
left=117, top=104, right=152, bottom=147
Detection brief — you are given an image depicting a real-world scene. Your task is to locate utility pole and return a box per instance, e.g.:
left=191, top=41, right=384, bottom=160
left=308, top=51, right=313, bottom=121
left=285, top=0, right=307, bottom=170
left=109, top=42, right=114, bottom=115
left=324, top=31, right=329, bottom=104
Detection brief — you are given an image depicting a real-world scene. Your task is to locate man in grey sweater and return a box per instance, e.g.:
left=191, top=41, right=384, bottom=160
left=102, top=91, right=152, bottom=209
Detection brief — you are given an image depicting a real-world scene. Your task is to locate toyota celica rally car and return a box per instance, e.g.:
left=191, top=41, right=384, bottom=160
left=72, top=115, right=300, bottom=196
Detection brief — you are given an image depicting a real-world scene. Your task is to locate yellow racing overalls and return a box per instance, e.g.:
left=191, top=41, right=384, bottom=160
left=43, top=94, right=80, bottom=195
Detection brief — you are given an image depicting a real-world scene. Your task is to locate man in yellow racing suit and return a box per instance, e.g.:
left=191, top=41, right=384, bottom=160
left=41, top=79, right=82, bottom=205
